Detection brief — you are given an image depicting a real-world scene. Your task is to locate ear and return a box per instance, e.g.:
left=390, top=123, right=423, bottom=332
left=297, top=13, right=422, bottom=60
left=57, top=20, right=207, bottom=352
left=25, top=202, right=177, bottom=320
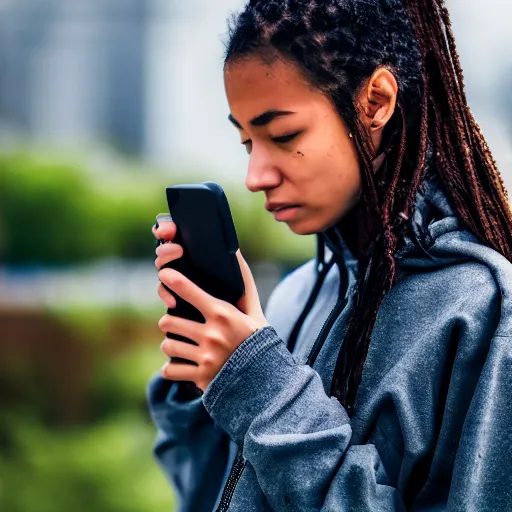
left=357, top=67, right=398, bottom=153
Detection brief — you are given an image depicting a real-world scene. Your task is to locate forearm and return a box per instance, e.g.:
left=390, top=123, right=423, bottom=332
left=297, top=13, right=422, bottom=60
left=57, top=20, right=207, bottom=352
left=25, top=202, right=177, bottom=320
left=202, top=327, right=406, bottom=511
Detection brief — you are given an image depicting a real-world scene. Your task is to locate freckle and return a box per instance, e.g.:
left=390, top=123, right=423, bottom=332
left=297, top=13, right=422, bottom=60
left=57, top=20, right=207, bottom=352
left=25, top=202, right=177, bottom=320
left=296, top=151, right=304, bottom=157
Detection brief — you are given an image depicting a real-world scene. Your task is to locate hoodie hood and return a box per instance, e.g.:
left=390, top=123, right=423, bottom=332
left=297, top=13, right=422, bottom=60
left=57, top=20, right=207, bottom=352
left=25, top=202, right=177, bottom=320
left=317, top=151, right=465, bottom=273
left=317, top=152, right=512, bottom=334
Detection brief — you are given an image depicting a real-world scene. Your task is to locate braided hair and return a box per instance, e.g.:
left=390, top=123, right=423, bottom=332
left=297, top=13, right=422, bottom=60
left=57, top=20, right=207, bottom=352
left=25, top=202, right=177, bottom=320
left=225, top=0, right=512, bottom=414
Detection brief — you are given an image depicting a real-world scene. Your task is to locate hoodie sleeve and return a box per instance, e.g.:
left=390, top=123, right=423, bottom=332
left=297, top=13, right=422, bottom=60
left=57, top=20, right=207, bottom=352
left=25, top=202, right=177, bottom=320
left=446, top=333, right=512, bottom=510
left=147, top=374, right=231, bottom=512
left=202, top=323, right=512, bottom=512
left=202, top=326, right=405, bottom=512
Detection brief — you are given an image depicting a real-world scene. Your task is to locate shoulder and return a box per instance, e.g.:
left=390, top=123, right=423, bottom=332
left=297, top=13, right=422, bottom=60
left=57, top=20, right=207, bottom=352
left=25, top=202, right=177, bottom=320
left=394, top=259, right=499, bottom=314
left=386, top=247, right=508, bottom=349
left=430, top=229, right=512, bottom=335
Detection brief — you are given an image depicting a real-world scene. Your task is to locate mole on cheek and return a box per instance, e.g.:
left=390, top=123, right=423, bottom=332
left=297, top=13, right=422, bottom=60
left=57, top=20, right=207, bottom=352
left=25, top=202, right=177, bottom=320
left=296, top=150, right=304, bottom=157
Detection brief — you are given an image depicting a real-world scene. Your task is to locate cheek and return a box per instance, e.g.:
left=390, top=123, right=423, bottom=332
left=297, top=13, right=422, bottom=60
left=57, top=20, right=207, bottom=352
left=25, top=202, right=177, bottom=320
left=312, top=144, right=361, bottom=199
left=305, top=144, right=362, bottom=226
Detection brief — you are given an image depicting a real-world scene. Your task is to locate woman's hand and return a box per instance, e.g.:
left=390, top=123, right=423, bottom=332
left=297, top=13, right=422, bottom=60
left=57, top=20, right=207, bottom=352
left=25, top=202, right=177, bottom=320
left=153, top=216, right=269, bottom=392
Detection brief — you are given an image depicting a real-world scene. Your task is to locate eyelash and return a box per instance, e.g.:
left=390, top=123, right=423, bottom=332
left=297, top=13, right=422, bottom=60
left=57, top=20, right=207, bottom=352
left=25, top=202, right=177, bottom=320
left=241, top=131, right=302, bottom=146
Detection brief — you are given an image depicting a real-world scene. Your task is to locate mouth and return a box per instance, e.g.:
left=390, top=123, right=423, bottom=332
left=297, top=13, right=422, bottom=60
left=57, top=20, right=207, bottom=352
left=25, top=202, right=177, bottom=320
left=272, top=205, right=297, bottom=213
left=267, top=205, right=302, bottom=222
left=265, top=203, right=301, bottom=213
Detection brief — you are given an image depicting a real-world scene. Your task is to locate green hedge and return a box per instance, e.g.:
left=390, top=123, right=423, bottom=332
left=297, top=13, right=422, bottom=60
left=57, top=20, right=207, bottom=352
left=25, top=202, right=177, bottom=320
left=0, top=150, right=315, bottom=266
left=0, top=306, right=176, bottom=512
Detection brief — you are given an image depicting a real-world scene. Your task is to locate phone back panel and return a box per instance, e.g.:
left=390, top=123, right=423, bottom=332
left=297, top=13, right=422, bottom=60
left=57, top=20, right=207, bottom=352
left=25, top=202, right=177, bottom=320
left=163, top=182, right=245, bottom=330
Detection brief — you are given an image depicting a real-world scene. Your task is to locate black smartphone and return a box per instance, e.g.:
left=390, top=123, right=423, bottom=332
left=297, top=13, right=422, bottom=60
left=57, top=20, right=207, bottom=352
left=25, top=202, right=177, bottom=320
left=160, top=182, right=245, bottom=364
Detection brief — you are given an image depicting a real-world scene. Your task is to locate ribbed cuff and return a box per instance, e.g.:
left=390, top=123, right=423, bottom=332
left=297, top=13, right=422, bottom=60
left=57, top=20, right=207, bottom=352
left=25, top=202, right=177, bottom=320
left=147, top=373, right=209, bottom=432
left=202, top=326, right=295, bottom=444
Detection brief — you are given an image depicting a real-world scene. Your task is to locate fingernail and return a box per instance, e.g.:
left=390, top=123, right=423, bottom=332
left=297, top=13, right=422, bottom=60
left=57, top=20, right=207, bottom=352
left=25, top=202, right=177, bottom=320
left=154, top=220, right=159, bottom=229
left=156, top=213, right=173, bottom=223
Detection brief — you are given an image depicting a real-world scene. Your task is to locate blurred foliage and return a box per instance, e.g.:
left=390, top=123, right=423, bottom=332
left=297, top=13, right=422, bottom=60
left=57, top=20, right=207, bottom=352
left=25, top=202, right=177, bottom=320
left=0, top=307, right=176, bottom=512
left=0, top=148, right=315, bottom=511
left=0, top=412, right=176, bottom=512
left=0, top=149, right=315, bottom=266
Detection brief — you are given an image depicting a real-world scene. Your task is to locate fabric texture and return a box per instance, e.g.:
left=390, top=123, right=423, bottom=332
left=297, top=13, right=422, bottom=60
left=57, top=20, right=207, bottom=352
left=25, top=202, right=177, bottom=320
left=147, top=166, right=512, bottom=511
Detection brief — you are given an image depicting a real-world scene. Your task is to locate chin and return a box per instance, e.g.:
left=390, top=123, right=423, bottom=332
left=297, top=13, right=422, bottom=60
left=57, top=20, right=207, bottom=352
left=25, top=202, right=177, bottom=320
left=286, top=211, right=346, bottom=235
left=286, top=218, right=329, bottom=236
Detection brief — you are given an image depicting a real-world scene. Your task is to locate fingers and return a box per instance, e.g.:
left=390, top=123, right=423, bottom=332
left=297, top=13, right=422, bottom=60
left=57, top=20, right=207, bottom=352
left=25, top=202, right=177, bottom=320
left=161, top=338, right=200, bottom=364
left=157, top=283, right=177, bottom=309
left=152, top=214, right=177, bottom=242
left=159, top=268, right=221, bottom=319
left=235, top=250, right=262, bottom=318
left=161, top=358, right=200, bottom=382
left=155, top=242, right=184, bottom=271
left=158, top=311, right=204, bottom=342
left=236, top=250, right=256, bottom=293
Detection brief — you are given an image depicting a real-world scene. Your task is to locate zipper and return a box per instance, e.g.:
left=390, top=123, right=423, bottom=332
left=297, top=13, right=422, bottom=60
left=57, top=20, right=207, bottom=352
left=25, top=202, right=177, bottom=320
left=216, top=446, right=247, bottom=512
left=215, top=244, right=350, bottom=511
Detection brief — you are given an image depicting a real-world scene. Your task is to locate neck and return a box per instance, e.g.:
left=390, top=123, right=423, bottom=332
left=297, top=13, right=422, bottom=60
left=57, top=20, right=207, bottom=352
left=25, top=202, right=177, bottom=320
left=335, top=202, right=378, bottom=262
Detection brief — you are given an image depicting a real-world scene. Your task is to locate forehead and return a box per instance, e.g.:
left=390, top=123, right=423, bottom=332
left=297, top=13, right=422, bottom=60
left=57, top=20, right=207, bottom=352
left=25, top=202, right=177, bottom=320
left=224, top=56, right=317, bottom=119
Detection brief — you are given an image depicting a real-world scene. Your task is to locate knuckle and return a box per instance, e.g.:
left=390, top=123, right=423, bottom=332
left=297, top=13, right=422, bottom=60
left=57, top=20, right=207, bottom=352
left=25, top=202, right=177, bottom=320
left=211, top=303, right=229, bottom=322
left=173, top=341, right=189, bottom=360
left=201, top=352, right=215, bottom=368
left=160, top=222, right=176, bottom=238
left=203, top=327, right=223, bottom=345
left=173, top=271, right=185, bottom=287
left=169, top=340, right=181, bottom=358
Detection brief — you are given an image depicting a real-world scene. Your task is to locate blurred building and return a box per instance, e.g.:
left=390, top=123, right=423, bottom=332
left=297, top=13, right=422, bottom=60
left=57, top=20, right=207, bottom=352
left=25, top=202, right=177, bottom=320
left=0, top=0, right=510, bottom=185
left=0, top=0, right=248, bottom=177
left=0, top=0, right=158, bottom=154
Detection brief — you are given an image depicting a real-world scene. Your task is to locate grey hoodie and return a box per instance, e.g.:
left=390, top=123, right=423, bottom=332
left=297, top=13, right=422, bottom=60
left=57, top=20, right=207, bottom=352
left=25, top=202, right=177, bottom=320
left=147, top=170, right=512, bottom=511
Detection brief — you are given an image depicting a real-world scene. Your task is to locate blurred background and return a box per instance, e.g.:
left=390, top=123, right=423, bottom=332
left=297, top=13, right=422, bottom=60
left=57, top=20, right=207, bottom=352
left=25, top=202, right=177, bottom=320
left=0, top=0, right=510, bottom=511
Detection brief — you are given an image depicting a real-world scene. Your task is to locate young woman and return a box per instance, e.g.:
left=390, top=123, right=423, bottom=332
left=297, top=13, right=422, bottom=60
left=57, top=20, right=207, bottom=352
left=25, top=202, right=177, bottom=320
left=147, top=0, right=512, bottom=510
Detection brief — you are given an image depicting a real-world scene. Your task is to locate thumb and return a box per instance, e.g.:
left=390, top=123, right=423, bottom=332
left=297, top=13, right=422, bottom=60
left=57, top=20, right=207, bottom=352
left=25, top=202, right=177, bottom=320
left=236, top=250, right=268, bottom=325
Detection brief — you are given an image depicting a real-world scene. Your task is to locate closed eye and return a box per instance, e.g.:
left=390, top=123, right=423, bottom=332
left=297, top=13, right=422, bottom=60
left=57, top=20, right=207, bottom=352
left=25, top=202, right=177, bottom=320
left=240, top=131, right=302, bottom=152
left=272, top=131, right=302, bottom=144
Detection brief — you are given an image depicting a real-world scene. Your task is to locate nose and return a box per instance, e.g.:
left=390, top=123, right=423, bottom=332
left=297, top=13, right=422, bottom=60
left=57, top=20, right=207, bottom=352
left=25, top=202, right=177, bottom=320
left=245, top=147, right=282, bottom=193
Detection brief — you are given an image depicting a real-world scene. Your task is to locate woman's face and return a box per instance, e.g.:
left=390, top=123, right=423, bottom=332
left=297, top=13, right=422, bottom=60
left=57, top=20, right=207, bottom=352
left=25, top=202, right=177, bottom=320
left=224, top=55, right=362, bottom=235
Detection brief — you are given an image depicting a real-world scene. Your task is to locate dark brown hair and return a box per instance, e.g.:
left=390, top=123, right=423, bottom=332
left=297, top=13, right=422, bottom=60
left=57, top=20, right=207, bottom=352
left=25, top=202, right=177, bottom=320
left=225, top=0, right=512, bottom=414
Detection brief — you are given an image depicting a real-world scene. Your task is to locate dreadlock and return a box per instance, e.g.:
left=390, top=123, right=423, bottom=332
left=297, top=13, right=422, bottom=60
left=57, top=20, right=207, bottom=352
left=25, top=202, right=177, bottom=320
left=225, top=0, right=512, bottom=415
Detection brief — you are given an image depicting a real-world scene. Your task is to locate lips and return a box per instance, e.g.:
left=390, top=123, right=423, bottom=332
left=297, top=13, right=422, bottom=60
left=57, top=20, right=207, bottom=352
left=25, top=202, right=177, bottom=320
left=265, top=202, right=301, bottom=213
left=271, top=205, right=301, bottom=222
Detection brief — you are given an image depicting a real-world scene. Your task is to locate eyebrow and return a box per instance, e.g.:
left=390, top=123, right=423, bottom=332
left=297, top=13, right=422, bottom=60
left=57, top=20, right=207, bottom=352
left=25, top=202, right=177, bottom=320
left=228, top=109, right=295, bottom=129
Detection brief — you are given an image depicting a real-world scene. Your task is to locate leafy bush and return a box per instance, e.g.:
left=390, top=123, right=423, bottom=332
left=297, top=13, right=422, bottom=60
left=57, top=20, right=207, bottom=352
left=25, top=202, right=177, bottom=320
left=0, top=411, right=176, bottom=512
left=0, top=149, right=315, bottom=266
left=0, top=307, right=177, bottom=512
